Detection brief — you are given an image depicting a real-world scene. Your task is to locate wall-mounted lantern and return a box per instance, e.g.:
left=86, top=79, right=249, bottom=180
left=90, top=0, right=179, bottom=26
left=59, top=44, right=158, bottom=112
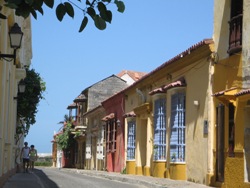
left=14, top=79, right=26, bottom=100
left=0, top=23, right=23, bottom=65
left=116, top=119, right=121, bottom=127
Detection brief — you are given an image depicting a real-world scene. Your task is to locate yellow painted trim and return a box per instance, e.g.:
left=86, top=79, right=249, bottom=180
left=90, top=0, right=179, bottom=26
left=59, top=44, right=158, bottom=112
left=136, top=166, right=143, bottom=175
left=143, top=166, right=150, bottom=176
left=126, top=161, right=136, bottom=175
left=152, top=161, right=167, bottom=178
left=169, top=163, right=186, bottom=180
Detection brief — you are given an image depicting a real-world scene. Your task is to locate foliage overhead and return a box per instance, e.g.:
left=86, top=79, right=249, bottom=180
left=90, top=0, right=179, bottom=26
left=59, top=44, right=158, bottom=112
left=0, top=0, right=125, bottom=32
left=17, top=68, right=46, bottom=131
left=56, top=120, right=74, bottom=150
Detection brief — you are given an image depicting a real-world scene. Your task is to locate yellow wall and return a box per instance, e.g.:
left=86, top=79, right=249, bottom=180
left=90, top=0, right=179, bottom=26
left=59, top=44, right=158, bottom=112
left=0, top=8, right=31, bottom=186
left=124, top=42, right=214, bottom=184
left=126, top=161, right=136, bottom=174
left=169, top=163, right=186, bottom=180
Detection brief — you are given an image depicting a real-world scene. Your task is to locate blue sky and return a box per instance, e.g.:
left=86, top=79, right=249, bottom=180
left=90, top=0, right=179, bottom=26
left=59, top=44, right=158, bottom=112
left=25, top=0, right=214, bottom=153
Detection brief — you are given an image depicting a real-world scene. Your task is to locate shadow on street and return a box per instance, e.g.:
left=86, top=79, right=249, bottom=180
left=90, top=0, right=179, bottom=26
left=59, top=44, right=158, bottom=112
left=33, top=168, right=59, bottom=188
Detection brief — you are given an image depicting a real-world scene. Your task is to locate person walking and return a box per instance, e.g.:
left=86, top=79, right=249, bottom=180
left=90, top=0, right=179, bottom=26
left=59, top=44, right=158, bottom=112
left=20, top=142, right=30, bottom=173
left=29, top=145, right=38, bottom=170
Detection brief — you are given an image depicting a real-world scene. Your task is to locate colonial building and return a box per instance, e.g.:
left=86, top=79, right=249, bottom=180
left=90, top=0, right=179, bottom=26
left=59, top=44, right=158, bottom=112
left=71, top=74, right=129, bottom=169
left=123, top=39, right=214, bottom=185
left=212, top=0, right=250, bottom=187
left=0, top=8, right=32, bottom=187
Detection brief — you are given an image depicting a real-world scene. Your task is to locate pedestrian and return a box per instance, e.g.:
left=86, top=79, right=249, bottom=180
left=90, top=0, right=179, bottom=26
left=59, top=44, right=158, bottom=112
left=20, top=142, right=30, bottom=173
left=29, top=145, right=38, bottom=170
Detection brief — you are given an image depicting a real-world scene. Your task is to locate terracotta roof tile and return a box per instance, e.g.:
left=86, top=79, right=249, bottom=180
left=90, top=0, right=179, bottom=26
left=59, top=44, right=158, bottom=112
left=117, top=70, right=147, bottom=81
left=103, top=39, right=213, bottom=102
left=74, top=93, right=87, bottom=103
left=212, top=87, right=238, bottom=96
left=235, top=89, right=250, bottom=96
left=163, top=77, right=186, bottom=90
left=123, top=111, right=136, bottom=117
left=102, top=113, right=115, bottom=121
left=148, top=87, right=165, bottom=95
left=149, top=77, right=186, bottom=95
left=67, top=102, right=77, bottom=109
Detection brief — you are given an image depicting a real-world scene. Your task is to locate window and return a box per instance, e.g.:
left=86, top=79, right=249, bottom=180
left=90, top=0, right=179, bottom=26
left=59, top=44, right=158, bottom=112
left=97, top=126, right=104, bottom=160
left=170, top=92, right=185, bottom=162
left=154, top=98, right=166, bottom=160
left=127, top=120, right=136, bottom=160
left=86, top=134, right=91, bottom=159
left=228, top=0, right=243, bottom=55
left=106, top=119, right=117, bottom=153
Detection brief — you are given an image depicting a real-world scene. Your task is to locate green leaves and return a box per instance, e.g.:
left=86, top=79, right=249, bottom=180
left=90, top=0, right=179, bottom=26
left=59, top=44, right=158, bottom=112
left=56, top=2, right=74, bottom=21
left=44, top=0, right=54, bottom=8
left=56, top=121, right=74, bottom=150
left=79, top=16, right=88, bottom=32
left=1, top=0, right=125, bottom=32
left=115, top=0, right=125, bottom=13
left=98, top=2, right=112, bottom=23
left=56, top=3, right=66, bottom=21
left=2, top=0, right=54, bottom=20
left=94, top=15, right=106, bottom=30
left=17, top=68, right=46, bottom=130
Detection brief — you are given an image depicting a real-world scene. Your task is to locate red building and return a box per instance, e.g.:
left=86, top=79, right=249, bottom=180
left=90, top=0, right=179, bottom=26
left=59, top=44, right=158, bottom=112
left=102, top=92, right=125, bottom=172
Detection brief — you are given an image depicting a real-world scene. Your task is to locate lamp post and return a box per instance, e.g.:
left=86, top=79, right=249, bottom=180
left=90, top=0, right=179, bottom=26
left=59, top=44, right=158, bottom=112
left=0, top=23, right=23, bottom=65
left=14, top=79, right=26, bottom=100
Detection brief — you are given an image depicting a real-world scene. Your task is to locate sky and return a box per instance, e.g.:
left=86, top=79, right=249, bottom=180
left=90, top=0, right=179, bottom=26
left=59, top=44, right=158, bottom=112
left=25, top=0, right=214, bottom=153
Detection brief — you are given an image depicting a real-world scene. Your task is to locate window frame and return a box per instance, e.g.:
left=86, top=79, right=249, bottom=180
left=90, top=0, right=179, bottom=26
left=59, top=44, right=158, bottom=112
left=153, top=97, right=167, bottom=161
left=127, top=119, right=136, bottom=160
left=170, top=91, right=186, bottom=163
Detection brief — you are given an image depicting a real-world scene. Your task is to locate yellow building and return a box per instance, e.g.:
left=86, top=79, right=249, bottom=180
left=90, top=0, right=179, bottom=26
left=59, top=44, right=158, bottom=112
left=212, top=0, right=250, bottom=187
left=0, top=5, right=32, bottom=186
left=124, top=39, right=214, bottom=185
left=84, top=105, right=106, bottom=171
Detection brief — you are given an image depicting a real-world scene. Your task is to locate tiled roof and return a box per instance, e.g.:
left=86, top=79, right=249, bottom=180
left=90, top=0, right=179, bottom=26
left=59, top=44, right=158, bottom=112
left=103, top=39, right=213, bottom=103
left=102, top=113, right=115, bottom=121
left=148, top=87, right=165, bottom=95
left=74, top=93, right=87, bottom=103
left=235, top=89, right=250, bottom=96
left=67, top=102, right=77, bottom=109
left=123, top=111, right=136, bottom=117
left=149, top=77, right=186, bottom=95
left=212, top=87, right=238, bottom=96
left=117, top=70, right=147, bottom=81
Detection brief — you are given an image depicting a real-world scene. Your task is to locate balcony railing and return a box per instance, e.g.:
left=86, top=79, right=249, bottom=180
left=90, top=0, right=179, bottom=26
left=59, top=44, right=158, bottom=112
left=228, top=14, right=242, bottom=55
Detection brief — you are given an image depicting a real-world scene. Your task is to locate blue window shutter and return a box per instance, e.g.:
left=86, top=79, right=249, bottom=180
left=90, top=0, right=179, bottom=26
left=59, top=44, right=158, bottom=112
left=170, top=93, right=186, bottom=162
left=154, top=98, right=166, bottom=160
left=127, top=120, right=136, bottom=160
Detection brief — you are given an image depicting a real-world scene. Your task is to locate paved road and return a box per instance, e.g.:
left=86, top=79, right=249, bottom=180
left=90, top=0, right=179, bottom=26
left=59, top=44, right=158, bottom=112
left=38, top=167, right=146, bottom=188
left=4, top=167, right=215, bottom=188
left=4, top=167, right=146, bottom=188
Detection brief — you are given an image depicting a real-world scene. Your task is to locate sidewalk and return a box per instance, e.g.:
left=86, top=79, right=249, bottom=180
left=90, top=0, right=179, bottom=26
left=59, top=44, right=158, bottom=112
left=3, top=171, right=43, bottom=188
left=3, top=167, right=215, bottom=188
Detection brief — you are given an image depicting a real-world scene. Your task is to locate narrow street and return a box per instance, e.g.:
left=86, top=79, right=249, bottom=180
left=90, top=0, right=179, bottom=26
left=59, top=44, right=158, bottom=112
left=4, top=167, right=215, bottom=188
left=4, top=167, right=147, bottom=188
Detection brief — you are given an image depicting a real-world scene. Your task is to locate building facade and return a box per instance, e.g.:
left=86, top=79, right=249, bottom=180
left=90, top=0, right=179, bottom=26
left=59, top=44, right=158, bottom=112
left=212, top=0, right=250, bottom=187
left=0, top=6, right=32, bottom=186
left=71, top=75, right=129, bottom=169
left=124, top=40, right=215, bottom=185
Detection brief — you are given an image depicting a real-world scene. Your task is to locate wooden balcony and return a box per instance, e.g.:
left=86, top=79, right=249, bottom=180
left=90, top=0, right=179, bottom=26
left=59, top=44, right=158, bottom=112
left=228, top=14, right=242, bottom=55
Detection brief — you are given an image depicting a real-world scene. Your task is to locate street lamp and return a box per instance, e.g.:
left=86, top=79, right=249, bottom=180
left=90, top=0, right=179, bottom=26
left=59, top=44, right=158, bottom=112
left=116, top=119, right=121, bottom=127
left=14, top=79, right=26, bottom=100
left=0, top=23, right=23, bottom=65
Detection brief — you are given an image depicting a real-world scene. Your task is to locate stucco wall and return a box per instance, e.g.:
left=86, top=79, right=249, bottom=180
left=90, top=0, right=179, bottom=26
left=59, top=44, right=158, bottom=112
left=242, top=0, right=250, bottom=88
